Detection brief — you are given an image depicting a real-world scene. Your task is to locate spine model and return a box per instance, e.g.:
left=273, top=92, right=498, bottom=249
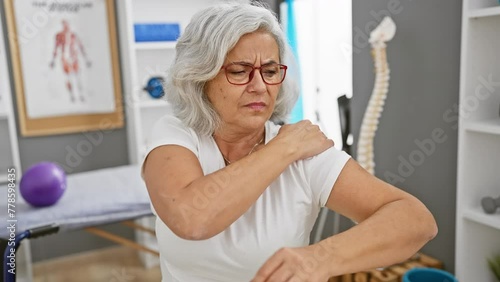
left=357, top=17, right=396, bottom=174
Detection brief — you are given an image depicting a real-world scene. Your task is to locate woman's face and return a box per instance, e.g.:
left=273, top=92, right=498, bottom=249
left=205, top=31, right=281, bottom=131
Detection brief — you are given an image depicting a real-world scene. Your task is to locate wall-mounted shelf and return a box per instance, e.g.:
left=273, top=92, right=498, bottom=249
left=468, top=6, right=500, bottom=18
left=137, top=99, right=170, bottom=109
left=463, top=208, right=500, bottom=231
left=464, top=119, right=500, bottom=135
left=134, top=41, right=176, bottom=51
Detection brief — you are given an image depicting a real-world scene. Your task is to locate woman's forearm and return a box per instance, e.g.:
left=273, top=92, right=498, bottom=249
left=314, top=198, right=437, bottom=277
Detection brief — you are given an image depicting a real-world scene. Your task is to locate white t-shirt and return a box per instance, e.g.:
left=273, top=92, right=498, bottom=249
left=144, top=114, right=351, bottom=282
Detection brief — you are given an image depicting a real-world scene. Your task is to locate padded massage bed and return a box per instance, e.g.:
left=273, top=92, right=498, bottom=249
left=0, top=165, right=156, bottom=282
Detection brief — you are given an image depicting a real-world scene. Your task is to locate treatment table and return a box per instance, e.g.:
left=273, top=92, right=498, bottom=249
left=0, top=165, right=156, bottom=282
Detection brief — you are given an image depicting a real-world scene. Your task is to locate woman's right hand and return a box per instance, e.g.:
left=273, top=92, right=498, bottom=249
left=274, top=120, right=334, bottom=161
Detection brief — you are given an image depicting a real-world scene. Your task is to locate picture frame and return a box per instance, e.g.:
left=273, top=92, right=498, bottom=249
left=4, top=0, right=123, bottom=136
left=0, top=12, right=8, bottom=117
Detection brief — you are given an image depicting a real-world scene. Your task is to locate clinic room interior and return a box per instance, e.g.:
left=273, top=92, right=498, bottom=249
left=0, top=0, right=498, bottom=281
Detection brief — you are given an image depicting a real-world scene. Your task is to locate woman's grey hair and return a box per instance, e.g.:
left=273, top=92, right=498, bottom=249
left=165, top=2, right=299, bottom=136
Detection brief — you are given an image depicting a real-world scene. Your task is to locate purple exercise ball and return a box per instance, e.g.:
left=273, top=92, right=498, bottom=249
left=20, top=162, right=67, bottom=207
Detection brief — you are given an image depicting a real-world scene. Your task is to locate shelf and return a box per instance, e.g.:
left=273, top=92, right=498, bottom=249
left=468, top=6, right=500, bottom=18
left=457, top=0, right=500, bottom=280
left=137, top=99, right=170, bottom=109
left=464, top=118, right=500, bottom=135
left=134, top=41, right=176, bottom=51
left=463, top=207, right=500, bottom=230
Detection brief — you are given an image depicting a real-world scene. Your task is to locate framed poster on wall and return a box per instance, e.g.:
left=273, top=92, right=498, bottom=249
left=4, top=0, right=123, bottom=136
left=0, top=12, right=8, bottom=117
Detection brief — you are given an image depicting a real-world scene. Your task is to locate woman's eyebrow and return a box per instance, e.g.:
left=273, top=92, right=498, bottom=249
left=229, top=60, right=279, bottom=66
left=230, top=61, right=254, bottom=66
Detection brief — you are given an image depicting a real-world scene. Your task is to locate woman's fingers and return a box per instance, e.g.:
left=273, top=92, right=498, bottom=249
left=252, top=247, right=329, bottom=282
left=265, top=265, right=294, bottom=282
left=252, top=254, right=285, bottom=282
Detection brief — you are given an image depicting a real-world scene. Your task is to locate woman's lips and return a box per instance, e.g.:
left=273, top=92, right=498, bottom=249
left=245, top=102, right=266, bottom=110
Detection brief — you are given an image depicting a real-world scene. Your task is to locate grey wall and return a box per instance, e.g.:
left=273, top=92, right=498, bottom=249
left=350, top=0, right=461, bottom=273
left=0, top=1, right=133, bottom=262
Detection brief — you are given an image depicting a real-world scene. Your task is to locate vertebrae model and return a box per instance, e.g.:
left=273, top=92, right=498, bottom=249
left=357, top=17, right=396, bottom=174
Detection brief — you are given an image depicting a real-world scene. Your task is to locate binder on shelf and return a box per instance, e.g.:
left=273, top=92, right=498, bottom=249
left=134, top=23, right=180, bottom=42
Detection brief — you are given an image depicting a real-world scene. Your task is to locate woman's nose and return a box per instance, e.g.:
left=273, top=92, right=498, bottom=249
left=247, top=70, right=267, bottom=93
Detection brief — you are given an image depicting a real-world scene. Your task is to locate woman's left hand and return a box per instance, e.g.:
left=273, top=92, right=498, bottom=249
left=251, top=245, right=332, bottom=282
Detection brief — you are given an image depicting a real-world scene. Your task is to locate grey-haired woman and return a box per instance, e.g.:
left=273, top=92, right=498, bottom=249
left=142, top=3, right=437, bottom=282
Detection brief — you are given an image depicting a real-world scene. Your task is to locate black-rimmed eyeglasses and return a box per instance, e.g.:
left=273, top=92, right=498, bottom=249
left=221, top=63, right=288, bottom=85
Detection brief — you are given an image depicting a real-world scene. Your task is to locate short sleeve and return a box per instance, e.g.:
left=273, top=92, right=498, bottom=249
left=304, top=148, right=351, bottom=207
left=141, top=114, right=198, bottom=175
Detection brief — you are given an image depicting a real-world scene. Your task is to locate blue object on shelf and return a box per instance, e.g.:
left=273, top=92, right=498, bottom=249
left=134, top=23, right=180, bottom=42
left=143, top=77, right=165, bottom=99
left=403, top=268, right=457, bottom=282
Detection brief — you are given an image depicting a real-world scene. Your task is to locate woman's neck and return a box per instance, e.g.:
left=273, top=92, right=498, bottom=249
left=213, top=127, right=266, bottom=165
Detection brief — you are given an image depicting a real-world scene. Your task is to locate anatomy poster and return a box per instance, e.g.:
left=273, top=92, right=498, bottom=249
left=5, top=0, right=123, bottom=136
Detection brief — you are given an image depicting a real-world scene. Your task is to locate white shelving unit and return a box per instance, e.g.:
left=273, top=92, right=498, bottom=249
left=134, top=41, right=177, bottom=51
left=116, top=0, right=248, bottom=268
left=455, top=0, right=500, bottom=281
left=0, top=11, right=32, bottom=282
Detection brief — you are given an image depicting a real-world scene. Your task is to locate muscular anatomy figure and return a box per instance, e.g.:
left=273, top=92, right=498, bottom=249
left=49, top=20, right=91, bottom=102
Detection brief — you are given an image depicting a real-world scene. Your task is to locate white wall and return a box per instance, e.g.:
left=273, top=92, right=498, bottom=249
left=281, top=0, right=352, bottom=149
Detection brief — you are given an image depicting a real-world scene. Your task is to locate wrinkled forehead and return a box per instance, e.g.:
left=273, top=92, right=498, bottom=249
left=225, top=31, right=280, bottom=64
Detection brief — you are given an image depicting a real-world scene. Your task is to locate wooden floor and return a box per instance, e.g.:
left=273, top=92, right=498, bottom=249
left=33, top=246, right=161, bottom=282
